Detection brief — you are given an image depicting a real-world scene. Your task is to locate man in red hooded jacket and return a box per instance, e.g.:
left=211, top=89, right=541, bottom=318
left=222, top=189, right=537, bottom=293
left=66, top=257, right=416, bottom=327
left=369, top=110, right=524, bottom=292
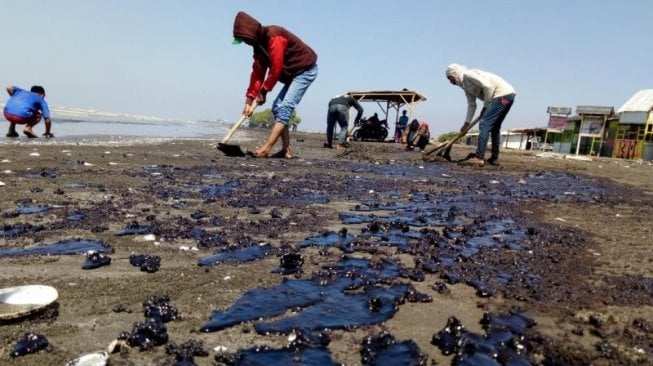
left=233, top=11, right=318, bottom=158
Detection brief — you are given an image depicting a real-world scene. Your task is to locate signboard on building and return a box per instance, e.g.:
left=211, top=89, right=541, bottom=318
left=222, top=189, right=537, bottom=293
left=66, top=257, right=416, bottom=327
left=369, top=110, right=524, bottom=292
left=580, top=117, right=604, bottom=136
left=547, top=106, right=572, bottom=115
left=548, top=115, right=568, bottom=129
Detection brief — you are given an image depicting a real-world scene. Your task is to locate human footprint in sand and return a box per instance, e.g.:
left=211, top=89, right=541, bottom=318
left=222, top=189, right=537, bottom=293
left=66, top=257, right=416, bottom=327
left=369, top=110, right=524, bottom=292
left=3, top=85, right=53, bottom=138
left=233, top=11, right=318, bottom=158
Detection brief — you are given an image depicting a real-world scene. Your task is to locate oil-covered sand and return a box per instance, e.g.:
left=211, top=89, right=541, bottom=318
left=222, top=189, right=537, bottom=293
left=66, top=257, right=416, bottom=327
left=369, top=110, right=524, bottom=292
left=1, top=130, right=652, bottom=365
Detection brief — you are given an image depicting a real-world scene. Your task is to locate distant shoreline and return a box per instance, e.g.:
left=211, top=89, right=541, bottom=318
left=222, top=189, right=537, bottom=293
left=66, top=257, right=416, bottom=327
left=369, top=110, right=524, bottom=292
left=0, top=117, right=229, bottom=146
left=1, top=117, right=322, bottom=146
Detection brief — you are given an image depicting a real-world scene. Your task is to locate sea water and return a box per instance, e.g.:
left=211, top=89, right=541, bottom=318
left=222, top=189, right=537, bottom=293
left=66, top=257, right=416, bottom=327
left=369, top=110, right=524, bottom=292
left=0, top=116, right=232, bottom=145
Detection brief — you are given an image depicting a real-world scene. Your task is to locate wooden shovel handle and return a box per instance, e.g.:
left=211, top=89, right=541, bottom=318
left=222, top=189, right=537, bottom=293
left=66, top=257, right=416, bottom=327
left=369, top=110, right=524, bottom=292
left=429, top=114, right=482, bottom=155
left=220, top=101, right=258, bottom=144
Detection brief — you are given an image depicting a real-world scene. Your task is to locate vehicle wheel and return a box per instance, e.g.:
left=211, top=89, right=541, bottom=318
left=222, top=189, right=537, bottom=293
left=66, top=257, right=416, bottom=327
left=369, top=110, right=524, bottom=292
left=379, top=129, right=388, bottom=141
left=353, top=130, right=362, bottom=141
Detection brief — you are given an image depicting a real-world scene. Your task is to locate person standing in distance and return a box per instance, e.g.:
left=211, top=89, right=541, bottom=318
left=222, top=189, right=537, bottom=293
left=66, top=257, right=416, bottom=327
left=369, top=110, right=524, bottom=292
left=395, top=110, right=409, bottom=143
left=445, top=64, right=515, bottom=166
left=233, top=11, right=318, bottom=159
left=3, top=85, right=53, bottom=138
left=325, top=93, right=363, bottom=149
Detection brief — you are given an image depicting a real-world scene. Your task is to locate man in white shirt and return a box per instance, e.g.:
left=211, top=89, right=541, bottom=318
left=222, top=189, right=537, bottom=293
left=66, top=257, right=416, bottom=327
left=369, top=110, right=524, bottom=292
left=446, top=64, right=516, bottom=166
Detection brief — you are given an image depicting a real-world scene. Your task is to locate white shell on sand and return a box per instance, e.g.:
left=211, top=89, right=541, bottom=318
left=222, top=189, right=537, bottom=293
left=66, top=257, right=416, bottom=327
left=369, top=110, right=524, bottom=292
left=0, top=285, right=58, bottom=319
left=29, top=152, right=40, bottom=156
left=0, top=181, right=5, bottom=187
left=65, top=351, right=109, bottom=366
left=0, top=285, right=58, bottom=306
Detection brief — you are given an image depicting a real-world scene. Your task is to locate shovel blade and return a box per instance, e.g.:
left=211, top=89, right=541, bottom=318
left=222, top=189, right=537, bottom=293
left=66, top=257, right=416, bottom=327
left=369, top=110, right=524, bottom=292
left=436, top=147, right=453, bottom=162
left=217, top=143, right=246, bottom=157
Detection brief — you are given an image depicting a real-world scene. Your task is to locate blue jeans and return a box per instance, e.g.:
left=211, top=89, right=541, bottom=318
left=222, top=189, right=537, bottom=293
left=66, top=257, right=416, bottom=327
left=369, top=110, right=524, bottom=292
left=476, top=93, right=515, bottom=158
left=272, top=64, right=318, bottom=124
left=326, top=105, right=349, bottom=145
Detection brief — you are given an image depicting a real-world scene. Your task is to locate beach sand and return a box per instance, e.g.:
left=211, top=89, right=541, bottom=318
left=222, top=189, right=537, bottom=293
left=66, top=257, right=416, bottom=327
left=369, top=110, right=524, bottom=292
left=1, top=130, right=652, bottom=365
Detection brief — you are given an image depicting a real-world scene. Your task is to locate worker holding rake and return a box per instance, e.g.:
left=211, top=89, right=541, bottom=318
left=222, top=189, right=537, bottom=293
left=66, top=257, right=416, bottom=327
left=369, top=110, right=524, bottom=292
left=445, top=64, right=516, bottom=166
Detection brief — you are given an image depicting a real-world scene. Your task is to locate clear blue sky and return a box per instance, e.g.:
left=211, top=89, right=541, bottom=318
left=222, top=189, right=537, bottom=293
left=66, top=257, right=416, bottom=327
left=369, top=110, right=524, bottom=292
left=1, top=1, right=651, bottom=136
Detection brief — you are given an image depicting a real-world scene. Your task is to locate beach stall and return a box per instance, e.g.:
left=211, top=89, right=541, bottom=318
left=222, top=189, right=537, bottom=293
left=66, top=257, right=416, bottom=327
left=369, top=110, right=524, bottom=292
left=504, top=128, right=548, bottom=150
left=613, top=89, right=653, bottom=160
left=462, top=128, right=547, bottom=151
left=572, top=106, right=615, bottom=156
left=544, top=107, right=574, bottom=153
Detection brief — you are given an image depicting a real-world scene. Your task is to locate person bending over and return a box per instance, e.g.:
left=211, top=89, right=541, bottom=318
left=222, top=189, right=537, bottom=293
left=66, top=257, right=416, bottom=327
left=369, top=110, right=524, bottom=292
left=325, top=93, right=363, bottom=149
left=445, top=63, right=515, bottom=166
left=404, top=119, right=430, bottom=151
left=233, top=11, right=318, bottom=159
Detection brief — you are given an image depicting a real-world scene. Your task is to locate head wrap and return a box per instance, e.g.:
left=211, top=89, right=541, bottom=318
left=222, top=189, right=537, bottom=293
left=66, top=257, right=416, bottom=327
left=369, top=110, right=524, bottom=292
left=445, top=64, right=467, bottom=85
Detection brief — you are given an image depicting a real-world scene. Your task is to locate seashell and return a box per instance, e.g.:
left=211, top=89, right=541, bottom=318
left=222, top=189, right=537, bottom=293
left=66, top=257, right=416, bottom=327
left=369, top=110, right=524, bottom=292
left=0, top=285, right=58, bottom=320
left=0, top=181, right=5, bottom=187
left=65, top=351, right=109, bottom=366
left=213, top=345, right=227, bottom=353
left=29, top=152, right=40, bottom=156
left=107, top=339, right=128, bottom=353
left=288, top=332, right=297, bottom=342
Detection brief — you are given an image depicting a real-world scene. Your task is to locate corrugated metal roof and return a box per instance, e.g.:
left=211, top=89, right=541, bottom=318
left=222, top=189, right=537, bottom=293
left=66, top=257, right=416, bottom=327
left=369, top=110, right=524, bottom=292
left=576, top=106, right=614, bottom=115
left=617, top=89, right=653, bottom=113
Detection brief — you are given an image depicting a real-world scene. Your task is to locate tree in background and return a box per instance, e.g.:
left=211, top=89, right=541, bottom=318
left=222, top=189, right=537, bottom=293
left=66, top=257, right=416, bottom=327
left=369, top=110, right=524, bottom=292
left=248, top=109, right=301, bottom=129
left=437, top=127, right=479, bottom=142
left=437, top=131, right=459, bottom=142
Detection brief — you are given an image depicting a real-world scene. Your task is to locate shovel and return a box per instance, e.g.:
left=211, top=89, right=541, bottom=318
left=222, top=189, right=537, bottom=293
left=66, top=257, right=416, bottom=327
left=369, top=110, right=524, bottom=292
left=217, top=102, right=257, bottom=157
left=424, top=114, right=482, bottom=161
